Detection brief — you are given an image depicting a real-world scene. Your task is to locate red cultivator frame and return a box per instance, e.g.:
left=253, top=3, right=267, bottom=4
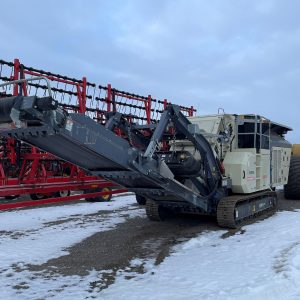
left=0, top=58, right=196, bottom=210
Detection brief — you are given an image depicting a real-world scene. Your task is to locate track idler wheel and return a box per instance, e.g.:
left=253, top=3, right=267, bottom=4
left=135, top=194, right=147, bottom=205
left=146, top=199, right=169, bottom=221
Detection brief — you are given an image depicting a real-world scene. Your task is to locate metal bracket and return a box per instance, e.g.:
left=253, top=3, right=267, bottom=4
left=0, top=76, right=53, bottom=98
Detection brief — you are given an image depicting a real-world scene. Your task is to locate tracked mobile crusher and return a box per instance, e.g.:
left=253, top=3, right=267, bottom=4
left=0, top=82, right=293, bottom=228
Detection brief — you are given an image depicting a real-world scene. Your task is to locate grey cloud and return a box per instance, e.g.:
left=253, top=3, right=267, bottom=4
left=1, top=0, right=300, bottom=142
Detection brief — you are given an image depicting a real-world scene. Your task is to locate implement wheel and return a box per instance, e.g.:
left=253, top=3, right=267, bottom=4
left=4, top=195, right=19, bottom=200
left=30, top=193, right=49, bottom=200
left=284, top=156, right=300, bottom=199
left=85, top=187, right=112, bottom=202
left=54, top=190, right=71, bottom=198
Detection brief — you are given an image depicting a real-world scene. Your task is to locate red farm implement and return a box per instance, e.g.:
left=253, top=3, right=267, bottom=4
left=0, top=58, right=196, bottom=210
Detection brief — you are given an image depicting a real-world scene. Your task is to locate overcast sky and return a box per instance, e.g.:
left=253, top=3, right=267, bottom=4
left=1, top=0, right=299, bottom=141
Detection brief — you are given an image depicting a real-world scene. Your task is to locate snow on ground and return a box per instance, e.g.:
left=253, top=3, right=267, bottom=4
left=0, top=195, right=142, bottom=268
left=101, top=210, right=300, bottom=300
left=0, top=195, right=144, bottom=299
left=1, top=198, right=300, bottom=299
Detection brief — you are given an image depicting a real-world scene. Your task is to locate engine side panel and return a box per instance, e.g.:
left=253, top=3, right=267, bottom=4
left=223, top=150, right=257, bottom=193
left=271, top=147, right=291, bottom=187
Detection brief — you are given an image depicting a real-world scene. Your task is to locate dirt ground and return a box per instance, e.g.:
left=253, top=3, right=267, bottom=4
left=1, top=189, right=299, bottom=293
left=5, top=190, right=296, bottom=290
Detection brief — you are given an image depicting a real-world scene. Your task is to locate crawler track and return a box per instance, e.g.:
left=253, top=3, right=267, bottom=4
left=217, top=190, right=278, bottom=228
left=145, top=199, right=170, bottom=221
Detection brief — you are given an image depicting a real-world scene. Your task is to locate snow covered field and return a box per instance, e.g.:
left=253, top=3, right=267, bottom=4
left=1, top=196, right=300, bottom=299
left=102, top=210, right=300, bottom=300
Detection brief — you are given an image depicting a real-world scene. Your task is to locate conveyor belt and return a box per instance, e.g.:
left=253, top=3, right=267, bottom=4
left=0, top=94, right=222, bottom=213
left=5, top=113, right=210, bottom=210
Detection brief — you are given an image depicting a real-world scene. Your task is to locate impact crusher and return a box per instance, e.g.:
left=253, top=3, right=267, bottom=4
left=0, top=79, right=297, bottom=228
